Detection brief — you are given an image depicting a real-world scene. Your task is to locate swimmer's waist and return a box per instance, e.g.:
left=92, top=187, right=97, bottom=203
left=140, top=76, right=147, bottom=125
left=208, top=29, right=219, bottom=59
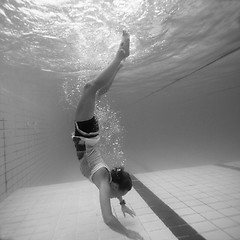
left=74, top=117, right=99, bottom=138
left=73, top=131, right=99, bottom=138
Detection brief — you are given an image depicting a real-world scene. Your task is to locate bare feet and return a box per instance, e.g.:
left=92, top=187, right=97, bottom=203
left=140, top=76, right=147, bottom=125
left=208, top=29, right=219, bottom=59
left=117, top=30, right=130, bottom=60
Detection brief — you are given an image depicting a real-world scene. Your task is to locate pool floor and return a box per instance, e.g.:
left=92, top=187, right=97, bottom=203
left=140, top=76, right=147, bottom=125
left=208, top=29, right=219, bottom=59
left=0, top=161, right=240, bottom=240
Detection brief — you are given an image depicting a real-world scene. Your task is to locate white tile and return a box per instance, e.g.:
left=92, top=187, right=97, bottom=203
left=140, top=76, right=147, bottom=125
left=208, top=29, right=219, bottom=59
left=193, top=193, right=209, bottom=199
left=211, top=217, right=239, bottom=229
left=30, top=231, right=53, bottom=240
left=99, top=229, right=123, bottom=239
left=148, top=228, right=176, bottom=240
left=53, top=228, right=76, bottom=240
left=191, top=204, right=213, bottom=213
left=77, top=232, right=99, bottom=240
left=184, top=199, right=203, bottom=207
left=2, top=164, right=240, bottom=240
left=168, top=202, right=187, bottom=210
left=191, top=221, right=218, bottom=233
left=138, top=213, right=159, bottom=223
left=157, top=192, right=173, bottom=199
left=135, top=207, right=153, bottom=216
left=230, top=215, right=240, bottom=223
left=202, top=229, right=234, bottom=240
left=224, top=226, right=240, bottom=239
left=163, top=197, right=179, bottom=204
left=174, top=207, right=196, bottom=216
left=199, top=197, right=218, bottom=204
left=226, top=199, right=240, bottom=208
left=209, top=202, right=230, bottom=210
left=143, top=220, right=165, bottom=232
left=200, top=210, right=225, bottom=220
left=186, top=190, right=202, bottom=196
left=233, top=193, right=240, bottom=199
left=177, top=195, right=195, bottom=201
left=182, top=214, right=205, bottom=224
left=218, top=207, right=240, bottom=217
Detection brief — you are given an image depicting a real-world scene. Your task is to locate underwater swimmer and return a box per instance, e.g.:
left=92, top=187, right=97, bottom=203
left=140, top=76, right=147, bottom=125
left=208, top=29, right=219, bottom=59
left=72, top=31, right=144, bottom=240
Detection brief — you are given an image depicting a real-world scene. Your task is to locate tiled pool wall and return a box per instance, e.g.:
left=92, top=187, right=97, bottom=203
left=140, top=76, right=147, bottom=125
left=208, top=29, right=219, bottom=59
left=0, top=83, right=53, bottom=202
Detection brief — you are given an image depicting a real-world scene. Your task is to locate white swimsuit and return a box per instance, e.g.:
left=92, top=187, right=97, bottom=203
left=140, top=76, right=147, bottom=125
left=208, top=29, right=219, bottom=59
left=72, top=116, right=111, bottom=182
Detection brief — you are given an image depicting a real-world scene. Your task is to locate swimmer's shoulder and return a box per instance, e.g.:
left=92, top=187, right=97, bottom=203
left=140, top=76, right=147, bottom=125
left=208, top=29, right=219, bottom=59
left=92, top=167, right=111, bottom=188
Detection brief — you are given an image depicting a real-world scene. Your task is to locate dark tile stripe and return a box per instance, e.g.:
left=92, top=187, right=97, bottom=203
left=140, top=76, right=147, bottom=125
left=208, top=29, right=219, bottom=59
left=215, top=163, right=240, bottom=172
left=131, top=175, right=207, bottom=240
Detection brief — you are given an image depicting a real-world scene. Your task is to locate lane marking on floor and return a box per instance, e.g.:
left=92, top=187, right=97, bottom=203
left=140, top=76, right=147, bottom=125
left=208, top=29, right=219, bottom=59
left=132, top=175, right=207, bottom=240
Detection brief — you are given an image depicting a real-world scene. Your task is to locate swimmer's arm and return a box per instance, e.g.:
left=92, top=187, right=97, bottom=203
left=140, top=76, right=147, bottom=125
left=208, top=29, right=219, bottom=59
left=117, top=196, right=124, bottom=203
left=117, top=196, right=126, bottom=207
left=118, top=196, right=136, bottom=218
left=99, top=181, right=128, bottom=236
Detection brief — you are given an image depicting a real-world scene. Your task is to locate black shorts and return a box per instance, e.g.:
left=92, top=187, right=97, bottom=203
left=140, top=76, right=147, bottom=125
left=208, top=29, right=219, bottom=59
left=72, top=116, right=99, bottom=158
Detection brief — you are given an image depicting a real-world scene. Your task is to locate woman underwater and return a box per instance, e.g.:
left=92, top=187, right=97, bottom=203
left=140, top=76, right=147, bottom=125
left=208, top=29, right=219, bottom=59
left=72, top=31, right=144, bottom=240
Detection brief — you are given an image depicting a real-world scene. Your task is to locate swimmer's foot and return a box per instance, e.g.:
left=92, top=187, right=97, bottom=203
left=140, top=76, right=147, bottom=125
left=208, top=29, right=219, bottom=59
left=116, top=30, right=130, bottom=60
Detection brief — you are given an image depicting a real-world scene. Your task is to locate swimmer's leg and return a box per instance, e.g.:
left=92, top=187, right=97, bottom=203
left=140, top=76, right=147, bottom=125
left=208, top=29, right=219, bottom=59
left=75, top=31, right=130, bottom=122
left=90, top=30, right=129, bottom=93
left=97, top=63, right=123, bottom=100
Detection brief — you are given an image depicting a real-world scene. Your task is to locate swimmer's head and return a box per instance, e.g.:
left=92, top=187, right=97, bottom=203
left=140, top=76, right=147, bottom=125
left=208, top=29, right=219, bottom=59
left=110, top=167, right=132, bottom=198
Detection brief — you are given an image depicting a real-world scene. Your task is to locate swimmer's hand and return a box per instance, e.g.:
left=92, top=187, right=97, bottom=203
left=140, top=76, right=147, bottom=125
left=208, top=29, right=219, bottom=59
left=126, top=229, right=144, bottom=240
left=121, top=205, right=136, bottom=218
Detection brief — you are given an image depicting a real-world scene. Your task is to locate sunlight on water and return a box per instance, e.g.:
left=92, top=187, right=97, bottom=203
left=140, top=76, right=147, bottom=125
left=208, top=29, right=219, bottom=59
left=0, top=0, right=185, bottom=70
left=1, top=0, right=239, bottom=78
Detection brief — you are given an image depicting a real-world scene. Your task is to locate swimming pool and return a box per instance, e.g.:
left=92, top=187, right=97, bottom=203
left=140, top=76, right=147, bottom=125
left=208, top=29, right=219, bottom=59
left=0, top=0, right=240, bottom=196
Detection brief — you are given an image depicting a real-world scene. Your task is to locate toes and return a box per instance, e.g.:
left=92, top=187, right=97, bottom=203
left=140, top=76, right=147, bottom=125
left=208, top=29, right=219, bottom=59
left=118, top=31, right=130, bottom=58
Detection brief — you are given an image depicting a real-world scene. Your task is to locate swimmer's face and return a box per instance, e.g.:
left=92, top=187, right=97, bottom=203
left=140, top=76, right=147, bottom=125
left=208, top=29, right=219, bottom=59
left=110, top=182, right=129, bottom=198
left=114, top=189, right=128, bottom=199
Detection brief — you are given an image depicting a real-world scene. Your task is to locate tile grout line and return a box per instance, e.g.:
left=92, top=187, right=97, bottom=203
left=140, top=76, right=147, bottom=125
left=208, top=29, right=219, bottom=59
left=131, top=175, right=207, bottom=240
